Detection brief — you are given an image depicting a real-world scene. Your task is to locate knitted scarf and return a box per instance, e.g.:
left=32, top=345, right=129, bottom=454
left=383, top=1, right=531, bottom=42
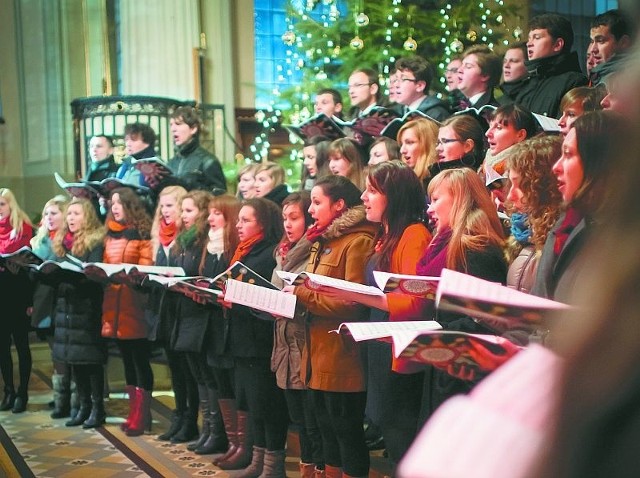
left=553, top=208, right=583, bottom=256
left=177, top=225, right=198, bottom=249
left=230, top=232, right=264, bottom=265
left=159, top=219, right=177, bottom=247
left=62, top=231, right=75, bottom=253
left=510, top=212, right=531, bottom=245
left=0, top=217, right=31, bottom=254
left=207, top=227, right=225, bottom=256
left=106, top=218, right=128, bottom=234
left=416, top=227, right=453, bottom=276
left=305, top=211, right=343, bottom=243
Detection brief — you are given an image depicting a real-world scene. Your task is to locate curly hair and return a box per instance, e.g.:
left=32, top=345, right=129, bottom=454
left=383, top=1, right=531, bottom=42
left=107, top=188, right=152, bottom=239
left=53, top=197, right=105, bottom=258
left=32, top=195, right=68, bottom=247
left=506, top=136, right=563, bottom=255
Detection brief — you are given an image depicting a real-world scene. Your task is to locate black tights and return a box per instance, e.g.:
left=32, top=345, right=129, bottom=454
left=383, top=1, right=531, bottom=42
left=117, top=339, right=153, bottom=391
left=165, top=348, right=197, bottom=413
left=0, top=328, right=32, bottom=396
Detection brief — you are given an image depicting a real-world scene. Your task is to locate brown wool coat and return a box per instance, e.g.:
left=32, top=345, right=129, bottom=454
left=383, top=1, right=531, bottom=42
left=295, top=206, right=377, bottom=392
left=101, top=234, right=153, bottom=339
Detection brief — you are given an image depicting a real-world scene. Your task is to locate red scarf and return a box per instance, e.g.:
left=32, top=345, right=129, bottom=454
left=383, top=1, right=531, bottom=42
left=553, top=208, right=583, bottom=256
left=159, top=219, right=177, bottom=247
left=48, top=229, right=57, bottom=241
left=277, top=240, right=293, bottom=266
left=62, top=231, right=75, bottom=252
left=0, top=217, right=32, bottom=254
left=230, top=233, right=264, bottom=265
left=305, top=212, right=343, bottom=243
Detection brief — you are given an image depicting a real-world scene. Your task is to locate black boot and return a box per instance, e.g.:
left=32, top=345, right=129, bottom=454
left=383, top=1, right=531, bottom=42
left=50, top=373, right=71, bottom=419
left=66, top=376, right=91, bottom=426
left=187, top=390, right=209, bottom=451
left=83, top=371, right=106, bottom=428
left=171, top=405, right=199, bottom=443
left=195, top=387, right=228, bottom=455
left=158, top=409, right=186, bottom=441
left=12, top=387, right=28, bottom=414
left=0, top=386, right=16, bottom=412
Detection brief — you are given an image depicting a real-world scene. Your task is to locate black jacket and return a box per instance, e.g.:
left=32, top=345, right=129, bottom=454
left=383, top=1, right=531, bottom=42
left=167, top=137, right=227, bottom=193
left=85, top=156, right=119, bottom=182
left=226, top=240, right=278, bottom=359
left=501, top=51, right=587, bottom=118
left=263, top=184, right=290, bottom=207
left=51, top=244, right=107, bottom=365
left=413, top=95, right=452, bottom=122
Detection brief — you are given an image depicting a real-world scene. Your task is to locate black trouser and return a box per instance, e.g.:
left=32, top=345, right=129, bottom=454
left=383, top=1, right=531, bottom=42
left=185, top=351, right=218, bottom=390
left=234, top=357, right=289, bottom=450
left=211, top=366, right=234, bottom=399
left=285, top=388, right=324, bottom=466
left=165, top=348, right=197, bottom=412
left=0, top=327, right=32, bottom=396
left=117, top=339, right=153, bottom=390
left=310, top=389, right=369, bottom=476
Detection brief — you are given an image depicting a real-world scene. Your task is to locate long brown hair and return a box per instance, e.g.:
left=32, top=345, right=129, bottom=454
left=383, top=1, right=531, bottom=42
left=427, top=168, right=505, bottom=271
left=172, top=190, right=212, bottom=254
left=107, top=187, right=152, bottom=238
left=204, top=194, right=241, bottom=266
left=397, top=118, right=439, bottom=183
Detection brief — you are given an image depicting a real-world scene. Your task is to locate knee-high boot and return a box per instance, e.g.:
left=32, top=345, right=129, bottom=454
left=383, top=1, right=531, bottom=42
left=217, top=409, right=253, bottom=470
left=259, top=449, right=287, bottom=478
left=213, top=398, right=238, bottom=465
left=187, top=385, right=210, bottom=451
left=50, top=373, right=71, bottom=419
left=83, top=370, right=106, bottom=428
left=120, top=384, right=136, bottom=431
left=195, top=386, right=228, bottom=455
left=125, top=387, right=152, bottom=436
left=66, top=375, right=91, bottom=426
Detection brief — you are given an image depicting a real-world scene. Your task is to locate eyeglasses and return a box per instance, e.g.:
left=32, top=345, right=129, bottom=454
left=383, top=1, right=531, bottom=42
left=348, top=82, right=372, bottom=89
left=436, top=138, right=463, bottom=146
left=399, top=77, right=418, bottom=83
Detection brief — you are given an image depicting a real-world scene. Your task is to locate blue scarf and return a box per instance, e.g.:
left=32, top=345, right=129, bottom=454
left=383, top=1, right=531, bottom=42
left=510, top=212, right=531, bottom=245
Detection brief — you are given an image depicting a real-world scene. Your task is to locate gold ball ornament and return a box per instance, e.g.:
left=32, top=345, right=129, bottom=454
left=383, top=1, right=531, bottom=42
left=513, top=26, right=523, bottom=40
left=466, top=30, right=477, bottom=42
left=350, top=35, right=364, bottom=50
left=403, top=36, right=418, bottom=51
left=281, top=30, right=296, bottom=46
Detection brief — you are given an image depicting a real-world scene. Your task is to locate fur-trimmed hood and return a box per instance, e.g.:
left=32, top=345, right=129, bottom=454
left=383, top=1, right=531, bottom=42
left=322, top=205, right=377, bottom=241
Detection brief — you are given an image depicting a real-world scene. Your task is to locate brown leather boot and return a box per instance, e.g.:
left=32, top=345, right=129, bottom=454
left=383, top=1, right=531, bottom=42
left=212, top=398, right=237, bottom=465
left=217, top=410, right=252, bottom=470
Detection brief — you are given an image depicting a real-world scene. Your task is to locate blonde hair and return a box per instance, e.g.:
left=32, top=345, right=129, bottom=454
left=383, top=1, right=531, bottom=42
left=397, top=118, right=439, bottom=183
left=52, top=197, right=105, bottom=258
left=0, top=188, right=32, bottom=236
left=32, top=195, right=69, bottom=246
left=151, top=185, right=187, bottom=255
left=427, top=168, right=505, bottom=271
left=255, top=162, right=285, bottom=187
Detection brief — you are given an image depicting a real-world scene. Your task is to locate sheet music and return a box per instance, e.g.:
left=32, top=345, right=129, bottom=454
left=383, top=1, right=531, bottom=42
left=332, top=320, right=442, bottom=341
left=372, top=271, right=440, bottom=290
left=276, top=270, right=385, bottom=296
left=224, top=279, right=297, bottom=319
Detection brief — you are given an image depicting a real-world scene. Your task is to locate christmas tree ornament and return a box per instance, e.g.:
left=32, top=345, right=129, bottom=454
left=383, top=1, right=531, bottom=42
left=332, top=45, right=341, bottom=57
left=281, top=30, right=296, bottom=46
left=466, top=30, right=477, bottom=41
left=403, top=36, right=418, bottom=51
left=513, top=26, right=523, bottom=39
left=450, top=39, right=464, bottom=52
left=356, top=12, right=370, bottom=27
left=350, top=35, right=364, bottom=49
left=329, top=5, right=340, bottom=21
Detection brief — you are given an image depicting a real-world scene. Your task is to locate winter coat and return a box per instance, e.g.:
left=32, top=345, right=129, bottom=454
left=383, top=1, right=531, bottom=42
left=101, top=227, right=153, bottom=339
left=146, top=243, right=177, bottom=343
left=52, top=243, right=107, bottom=365
left=0, top=220, right=34, bottom=334
left=501, top=51, right=587, bottom=118
left=532, top=214, right=590, bottom=303
left=167, top=137, right=227, bottom=193
left=85, top=156, right=119, bottom=182
left=30, top=235, right=57, bottom=330
left=203, top=251, right=232, bottom=368
left=295, top=206, right=377, bottom=392
left=263, top=184, right=290, bottom=207
left=226, top=239, right=279, bottom=359
left=270, top=236, right=313, bottom=390
left=169, top=236, right=211, bottom=353
left=412, top=95, right=452, bottom=122
left=507, top=245, right=539, bottom=294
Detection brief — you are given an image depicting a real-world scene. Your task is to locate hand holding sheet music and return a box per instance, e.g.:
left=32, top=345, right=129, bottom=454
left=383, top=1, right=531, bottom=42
left=224, top=279, right=297, bottom=319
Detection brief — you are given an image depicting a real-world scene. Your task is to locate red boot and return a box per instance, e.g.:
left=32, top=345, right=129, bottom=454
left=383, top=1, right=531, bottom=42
left=126, top=387, right=151, bottom=437
left=120, top=385, right=136, bottom=432
left=217, top=410, right=252, bottom=470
